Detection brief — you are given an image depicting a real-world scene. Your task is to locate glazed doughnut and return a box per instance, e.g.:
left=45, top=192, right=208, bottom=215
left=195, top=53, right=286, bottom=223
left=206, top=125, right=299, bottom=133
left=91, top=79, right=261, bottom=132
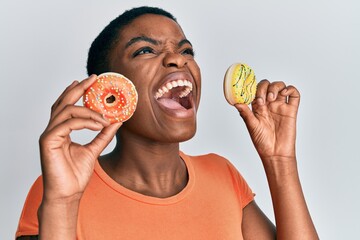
left=223, top=63, right=257, bottom=105
left=83, top=72, right=138, bottom=123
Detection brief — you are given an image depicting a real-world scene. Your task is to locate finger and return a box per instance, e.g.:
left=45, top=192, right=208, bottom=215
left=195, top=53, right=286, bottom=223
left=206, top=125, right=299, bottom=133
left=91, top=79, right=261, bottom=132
left=51, top=75, right=97, bottom=118
left=252, top=79, right=270, bottom=115
left=86, top=122, right=122, bottom=157
left=266, top=81, right=286, bottom=102
left=47, top=105, right=109, bottom=132
left=50, top=80, right=80, bottom=118
left=234, top=104, right=259, bottom=131
left=48, top=118, right=107, bottom=139
left=52, top=80, right=79, bottom=108
left=256, top=79, right=270, bottom=105
left=281, top=85, right=300, bottom=107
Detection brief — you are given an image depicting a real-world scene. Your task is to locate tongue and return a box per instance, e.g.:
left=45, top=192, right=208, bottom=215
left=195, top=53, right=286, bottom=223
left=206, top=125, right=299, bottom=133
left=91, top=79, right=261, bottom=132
left=157, top=98, right=185, bottom=110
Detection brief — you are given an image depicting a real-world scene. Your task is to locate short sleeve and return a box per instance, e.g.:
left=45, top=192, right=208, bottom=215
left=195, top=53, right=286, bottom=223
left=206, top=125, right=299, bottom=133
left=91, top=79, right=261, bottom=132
left=225, top=160, right=255, bottom=208
left=15, top=176, right=43, bottom=238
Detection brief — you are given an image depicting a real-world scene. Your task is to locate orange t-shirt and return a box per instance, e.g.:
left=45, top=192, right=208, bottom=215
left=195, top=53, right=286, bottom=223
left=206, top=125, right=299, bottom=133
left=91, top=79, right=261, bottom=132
left=16, top=152, right=254, bottom=239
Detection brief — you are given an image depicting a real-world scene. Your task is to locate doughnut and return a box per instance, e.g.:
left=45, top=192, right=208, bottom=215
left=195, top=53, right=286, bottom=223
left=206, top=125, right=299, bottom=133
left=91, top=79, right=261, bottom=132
left=83, top=72, right=138, bottom=123
left=223, top=63, right=257, bottom=105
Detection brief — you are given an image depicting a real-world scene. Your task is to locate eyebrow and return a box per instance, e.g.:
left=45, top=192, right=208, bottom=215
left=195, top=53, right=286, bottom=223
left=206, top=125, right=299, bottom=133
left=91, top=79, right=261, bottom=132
left=125, top=36, right=193, bottom=48
left=125, top=36, right=159, bottom=48
left=178, top=39, right=193, bottom=47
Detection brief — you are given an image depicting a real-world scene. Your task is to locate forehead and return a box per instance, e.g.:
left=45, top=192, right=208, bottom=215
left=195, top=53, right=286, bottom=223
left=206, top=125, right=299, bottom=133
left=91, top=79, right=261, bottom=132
left=119, top=14, right=186, bottom=44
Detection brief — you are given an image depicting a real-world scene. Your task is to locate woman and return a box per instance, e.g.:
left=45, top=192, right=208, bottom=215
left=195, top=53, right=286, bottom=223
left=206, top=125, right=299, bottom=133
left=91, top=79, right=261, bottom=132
left=16, top=6, right=318, bottom=239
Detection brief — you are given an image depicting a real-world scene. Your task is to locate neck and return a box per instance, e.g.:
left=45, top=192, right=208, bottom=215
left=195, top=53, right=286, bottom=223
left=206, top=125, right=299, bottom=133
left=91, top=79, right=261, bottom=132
left=99, top=131, right=188, bottom=198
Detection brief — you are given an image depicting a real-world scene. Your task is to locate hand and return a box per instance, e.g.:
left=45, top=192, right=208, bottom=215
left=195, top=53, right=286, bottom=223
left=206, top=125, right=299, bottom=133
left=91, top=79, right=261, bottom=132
left=39, top=75, right=122, bottom=202
left=237, top=81, right=319, bottom=239
left=235, top=80, right=300, bottom=163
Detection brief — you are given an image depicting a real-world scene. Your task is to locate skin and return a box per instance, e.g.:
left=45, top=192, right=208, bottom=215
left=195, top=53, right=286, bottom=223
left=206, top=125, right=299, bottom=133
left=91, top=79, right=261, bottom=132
left=237, top=81, right=318, bottom=239
left=98, top=15, right=201, bottom=197
left=18, top=14, right=318, bottom=239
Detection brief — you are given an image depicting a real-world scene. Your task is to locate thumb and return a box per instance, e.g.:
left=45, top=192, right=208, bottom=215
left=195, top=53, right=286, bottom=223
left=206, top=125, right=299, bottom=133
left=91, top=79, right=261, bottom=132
left=86, top=122, right=122, bottom=156
left=234, top=103, right=258, bottom=131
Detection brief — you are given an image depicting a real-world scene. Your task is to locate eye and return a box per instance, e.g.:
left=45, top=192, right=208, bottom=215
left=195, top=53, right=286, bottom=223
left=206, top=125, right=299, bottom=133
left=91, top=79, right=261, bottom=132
left=133, top=47, right=155, bottom=57
left=181, top=48, right=195, bottom=57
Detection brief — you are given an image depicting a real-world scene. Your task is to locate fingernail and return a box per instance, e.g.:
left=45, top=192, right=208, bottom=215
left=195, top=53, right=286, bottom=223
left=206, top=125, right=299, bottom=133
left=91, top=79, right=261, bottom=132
left=257, top=97, right=264, bottom=105
left=88, top=74, right=97, bottom=80
left=267, top=92, right=274, bottom=100
left=234, top=103, right=242, bottom=111
left=102, top=114, right=109, bottom=121
left=115, top=122, right=123, bottom=129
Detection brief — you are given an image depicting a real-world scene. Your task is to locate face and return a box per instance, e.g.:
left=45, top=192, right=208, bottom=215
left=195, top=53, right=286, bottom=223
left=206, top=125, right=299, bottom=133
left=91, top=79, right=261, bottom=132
left=109, top=14, right=201, bottom=143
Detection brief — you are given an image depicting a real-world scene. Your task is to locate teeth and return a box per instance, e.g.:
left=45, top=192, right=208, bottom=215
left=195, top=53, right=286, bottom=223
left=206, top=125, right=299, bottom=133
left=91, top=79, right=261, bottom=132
left=162, top=86, right=169, bottom=93
left=155, top=79, right=193, bottom=99
left=155, top=92, right=161, bottom=99
left=166, top=82, right=173, bottom=90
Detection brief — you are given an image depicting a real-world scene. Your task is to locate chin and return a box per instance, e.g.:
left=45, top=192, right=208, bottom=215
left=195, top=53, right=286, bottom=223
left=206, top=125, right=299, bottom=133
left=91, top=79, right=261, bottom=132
left=159, top=123, right=197, bottom=144
left=173, top=126, right=197, bottom=143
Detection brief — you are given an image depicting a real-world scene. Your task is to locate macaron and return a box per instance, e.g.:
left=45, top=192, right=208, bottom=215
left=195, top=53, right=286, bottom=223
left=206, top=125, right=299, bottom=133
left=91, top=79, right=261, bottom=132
left=223, top=63, right=257, bottom=105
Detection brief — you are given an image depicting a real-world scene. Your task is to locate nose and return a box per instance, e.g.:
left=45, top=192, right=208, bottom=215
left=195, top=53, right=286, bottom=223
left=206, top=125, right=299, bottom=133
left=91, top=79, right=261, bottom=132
left=163, top=52, right=187, bottom=68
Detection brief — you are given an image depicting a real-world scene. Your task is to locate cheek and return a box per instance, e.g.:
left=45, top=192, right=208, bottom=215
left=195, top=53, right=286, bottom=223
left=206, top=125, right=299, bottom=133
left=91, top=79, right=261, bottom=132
left=113, top=59, right=160, bottom=119
left=189, top=60, right=201, bottom=81
left=119, top=60, right=159, bottom=87
left=190, top=62, right=202, bottom=103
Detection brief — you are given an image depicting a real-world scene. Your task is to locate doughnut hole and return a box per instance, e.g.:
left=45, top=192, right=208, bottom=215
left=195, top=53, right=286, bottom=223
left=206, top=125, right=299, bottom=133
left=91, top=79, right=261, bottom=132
left=105, top=93, right=117, bottom=107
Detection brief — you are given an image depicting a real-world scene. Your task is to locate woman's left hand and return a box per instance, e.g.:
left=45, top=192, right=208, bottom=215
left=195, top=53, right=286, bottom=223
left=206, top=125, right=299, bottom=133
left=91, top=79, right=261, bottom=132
left=235, top=80, right=300, bottom=163
left=237, top=81, right=319, bottom=239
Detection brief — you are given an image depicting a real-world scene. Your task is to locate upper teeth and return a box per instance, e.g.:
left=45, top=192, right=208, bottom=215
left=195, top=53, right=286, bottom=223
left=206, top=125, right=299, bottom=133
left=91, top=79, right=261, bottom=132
left=155, top=79, right=193, bottom=99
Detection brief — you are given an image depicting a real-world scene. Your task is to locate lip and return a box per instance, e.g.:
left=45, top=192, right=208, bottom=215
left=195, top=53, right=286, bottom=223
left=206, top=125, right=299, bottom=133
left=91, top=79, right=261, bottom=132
left=154, top=71, right=197, bottom=119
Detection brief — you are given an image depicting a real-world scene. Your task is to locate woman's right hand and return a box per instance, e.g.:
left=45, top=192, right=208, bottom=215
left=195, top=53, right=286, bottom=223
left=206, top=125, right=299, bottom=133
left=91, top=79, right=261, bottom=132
left=39, top=75, right=122, bottom=203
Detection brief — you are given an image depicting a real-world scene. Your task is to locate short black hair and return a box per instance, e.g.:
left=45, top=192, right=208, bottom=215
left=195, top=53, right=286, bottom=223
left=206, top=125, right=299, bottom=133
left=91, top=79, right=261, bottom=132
left=86, top=6, right=177, bottom=75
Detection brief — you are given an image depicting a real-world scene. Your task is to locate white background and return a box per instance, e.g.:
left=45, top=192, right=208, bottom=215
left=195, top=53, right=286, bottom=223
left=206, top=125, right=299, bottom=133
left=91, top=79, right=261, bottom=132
left=1, top=0, right=359, bottom=239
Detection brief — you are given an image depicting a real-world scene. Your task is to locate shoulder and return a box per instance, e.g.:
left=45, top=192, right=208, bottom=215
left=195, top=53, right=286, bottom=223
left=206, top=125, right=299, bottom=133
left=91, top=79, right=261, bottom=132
left=181, top=151, right=229, bottom=164
left=181, top=151, right=237, bottom=173
left=181, top=151, right=254, bottom=207
left=180, top=151, right=243, bottom=183
left=21, top=176, right=44, bottom=209
left=16, top=176, right=43, bottom=238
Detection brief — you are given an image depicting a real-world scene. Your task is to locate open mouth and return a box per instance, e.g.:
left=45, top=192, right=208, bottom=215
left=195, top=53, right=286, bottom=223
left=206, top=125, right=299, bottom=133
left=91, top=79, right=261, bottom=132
left=155, top=79, right=193, bottom=110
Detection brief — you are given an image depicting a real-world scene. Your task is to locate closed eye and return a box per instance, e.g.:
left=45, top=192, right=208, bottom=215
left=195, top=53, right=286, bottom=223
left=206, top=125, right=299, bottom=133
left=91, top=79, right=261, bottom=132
left=181, top=48, right=195, bottom=57
left=132, top=47, right=155, bottom=57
